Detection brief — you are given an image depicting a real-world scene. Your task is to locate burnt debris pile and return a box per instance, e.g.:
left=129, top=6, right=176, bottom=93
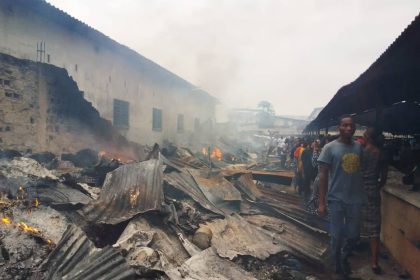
left=0, top=145, right=330, bottom=280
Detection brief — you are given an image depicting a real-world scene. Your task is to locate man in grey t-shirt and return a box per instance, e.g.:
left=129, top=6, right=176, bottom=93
left=317, top=116, right=365, bottom=277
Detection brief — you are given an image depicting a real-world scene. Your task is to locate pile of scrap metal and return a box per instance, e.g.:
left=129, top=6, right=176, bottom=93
left=0, top=146, right=329, bottom=279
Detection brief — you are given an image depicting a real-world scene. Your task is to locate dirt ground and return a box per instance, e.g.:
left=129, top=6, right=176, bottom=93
left=349, top=242, right=409, bottom=280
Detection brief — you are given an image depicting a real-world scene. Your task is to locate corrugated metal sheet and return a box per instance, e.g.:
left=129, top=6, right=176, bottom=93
left=257, top=186, right=328, bottom=231
left=233, top=174, right=262, bottom=201
left=189, top=169, right=242, bottom=213
left=43, top=225, right=136, bottom=280
left=164, top=170, right=224, bottom=216
left=166, top=247, right=256, bottom=280
left=245, top=215, right=329, bottom=264
left=169, top=157, right=209, bottom=170
left=34, top=180, right=92, bottom=207
left=114, top=216, right=191, bottom=270
left=82, top=159, right=164, bottom=224
left=221, top=168, right=294, bottom=186
left=203, top=214, right=287, bottom=260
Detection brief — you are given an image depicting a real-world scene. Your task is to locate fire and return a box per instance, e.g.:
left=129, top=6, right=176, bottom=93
left=99, top=150, right=132, bottom=163
left=129, top=189, right=140, bottom=208
left=211, top=147, right=223, bottom=161
left=35, top=198, right=39, bottom=207
left=2, top=217, right=11, bottom=224
left=17, top=186, right=25, bottom=200
left=17, top=222, right=40, bottom=234
left=201, top=147, right=223, bottom=160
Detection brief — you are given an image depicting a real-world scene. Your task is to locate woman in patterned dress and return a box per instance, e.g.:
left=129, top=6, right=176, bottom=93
left=361, top=127, right=388, bottom=274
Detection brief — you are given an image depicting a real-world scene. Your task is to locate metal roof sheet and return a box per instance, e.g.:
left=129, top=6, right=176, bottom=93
left=43, top=225, right=136, bottom=280
left=82, top=159, right=164, bottom=224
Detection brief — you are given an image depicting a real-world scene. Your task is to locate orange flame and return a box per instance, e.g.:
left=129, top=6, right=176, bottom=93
left=2, top=217, right=11, bottom=224
left=211, top=147, right=223, bottom=161
left=17, top=222, right=40, bottom=234
left=35, top=198, right=39, bottom=207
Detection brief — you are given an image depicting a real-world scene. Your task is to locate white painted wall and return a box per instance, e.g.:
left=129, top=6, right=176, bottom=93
left=0, top=0, right=216, bottom=145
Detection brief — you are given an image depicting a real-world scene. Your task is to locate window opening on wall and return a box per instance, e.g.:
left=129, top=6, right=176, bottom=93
left=177, top=114, right=184, bottom=133
left=47, top=54, right=50, bottom=63
left=152, top=108, right=162, bottom=131
left=75, top=64, right=78, bottom=72
left=194, top=118, right=200, bottom=131
left=113, top=99, right=129, bottom=128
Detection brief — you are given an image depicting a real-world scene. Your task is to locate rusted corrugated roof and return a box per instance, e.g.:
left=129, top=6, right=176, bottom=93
left=43, top=225, right=136, bottom=280
left=82, top=159, right=164, bottom=224
left=166, top=247, right=256, bottom=280
left=233, top=174, right=262, bottom=201
left=189, top=169, right=242, bottom=213
left=221, top=168, right=294, bottom=185
left=169, top=157, right=209, bottom=170
left=164, top=170, right=224, bottom=216
left=202, top=214, right=286, bottom=260
left=257, top=186, right=328, bottom=231
left=245, top=215, right=329, bottom=264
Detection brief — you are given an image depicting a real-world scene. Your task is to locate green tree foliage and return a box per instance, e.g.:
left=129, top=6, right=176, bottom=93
left=257, top=101, right=275, bottom=128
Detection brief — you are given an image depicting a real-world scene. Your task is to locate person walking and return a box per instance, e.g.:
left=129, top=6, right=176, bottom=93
left=317, top=115, right=366, bottom=277
left=361, top=127, right=388, bottom=275
left=301, top=140, right=314, bottom=199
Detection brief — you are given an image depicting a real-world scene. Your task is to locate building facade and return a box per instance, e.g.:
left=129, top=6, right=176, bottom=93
left=229, top=108, right=308, bottom=136
left=0, top=0, right=217, bottom=146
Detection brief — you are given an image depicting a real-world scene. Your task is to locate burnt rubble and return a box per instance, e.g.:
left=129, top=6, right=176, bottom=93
left=0, top=146, right=328, bottom=280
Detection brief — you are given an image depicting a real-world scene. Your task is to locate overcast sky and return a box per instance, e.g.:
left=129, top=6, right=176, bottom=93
left=47, top=0, right=420, bottom=116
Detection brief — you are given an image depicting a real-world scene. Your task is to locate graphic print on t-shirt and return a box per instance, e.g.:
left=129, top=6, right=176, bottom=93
left=341, top=153, right=360, bottom=173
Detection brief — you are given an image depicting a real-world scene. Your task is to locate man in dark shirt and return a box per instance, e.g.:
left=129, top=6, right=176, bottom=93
left=301, top=141, right=313, bottom=199
left=317, top=116, right=365, bottom=277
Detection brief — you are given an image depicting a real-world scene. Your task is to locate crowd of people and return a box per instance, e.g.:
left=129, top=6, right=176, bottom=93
left=264, top=116, right=420, bottom=278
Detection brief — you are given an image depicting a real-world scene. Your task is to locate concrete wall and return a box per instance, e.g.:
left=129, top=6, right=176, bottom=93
left=0, top=0, right=216, bottom=146
left=382, top=186, right=420, bottom=280
left=0, top=52, right=148, bottom=157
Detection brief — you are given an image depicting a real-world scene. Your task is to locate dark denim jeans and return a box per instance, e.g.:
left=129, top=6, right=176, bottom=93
left=328, top=200, right=362, bottom=273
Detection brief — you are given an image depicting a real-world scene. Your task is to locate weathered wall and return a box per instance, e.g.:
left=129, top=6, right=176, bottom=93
left=0, top=0, right=216, bottom=146
left=382, top=186, right=420, bottom=280
left=0, top=52, right=145, bottom=157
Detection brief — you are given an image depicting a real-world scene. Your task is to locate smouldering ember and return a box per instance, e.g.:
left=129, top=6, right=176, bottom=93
left=98, top=150, right=134, bottom=163
left=1, top=216, right=55, bottom=246
left=17, top=186, right=26, bottom=200
left=17, top=222, right=40, bottom=234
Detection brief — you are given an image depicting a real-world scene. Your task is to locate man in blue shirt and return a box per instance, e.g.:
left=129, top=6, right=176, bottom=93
left=317, top=115, right=365, bottom=277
